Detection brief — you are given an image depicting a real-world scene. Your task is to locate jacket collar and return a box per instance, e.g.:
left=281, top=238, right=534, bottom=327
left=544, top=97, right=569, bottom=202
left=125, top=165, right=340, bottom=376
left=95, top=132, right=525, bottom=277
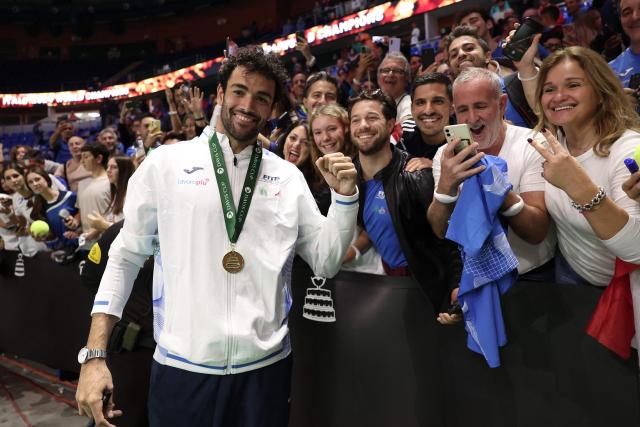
left=355, top=143, right=405, bottom=183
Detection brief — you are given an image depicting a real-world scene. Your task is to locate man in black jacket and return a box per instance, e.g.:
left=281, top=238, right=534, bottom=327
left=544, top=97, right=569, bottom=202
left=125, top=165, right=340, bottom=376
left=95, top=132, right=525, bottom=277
left=349, top=90, right=460, bottom=312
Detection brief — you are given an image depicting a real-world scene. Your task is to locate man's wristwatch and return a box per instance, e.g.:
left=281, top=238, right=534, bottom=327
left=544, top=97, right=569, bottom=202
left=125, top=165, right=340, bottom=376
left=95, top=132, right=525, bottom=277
left=77, top=347, right=107, bottom=364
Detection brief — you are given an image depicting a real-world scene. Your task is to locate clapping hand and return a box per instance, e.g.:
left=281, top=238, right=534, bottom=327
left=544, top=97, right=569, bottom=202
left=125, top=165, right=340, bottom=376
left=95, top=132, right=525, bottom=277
left=315, top=152, right=357, bottom=196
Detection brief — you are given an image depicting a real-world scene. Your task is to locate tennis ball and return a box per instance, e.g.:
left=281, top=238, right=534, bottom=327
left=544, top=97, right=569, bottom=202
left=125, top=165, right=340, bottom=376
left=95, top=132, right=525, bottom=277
left=634, top=145, right=640, bottom=165
left=30, top=220, right=50, bottom=237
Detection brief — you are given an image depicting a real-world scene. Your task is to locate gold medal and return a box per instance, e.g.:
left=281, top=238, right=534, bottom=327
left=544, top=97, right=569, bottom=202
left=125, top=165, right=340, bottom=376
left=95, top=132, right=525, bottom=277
left=222, top=251, right=244, bottom=273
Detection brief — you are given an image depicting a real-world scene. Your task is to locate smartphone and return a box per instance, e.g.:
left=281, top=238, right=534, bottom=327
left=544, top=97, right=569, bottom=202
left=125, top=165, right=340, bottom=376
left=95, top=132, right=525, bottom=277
left=58, top=208, right=71, bottom=220
left=296, top=30, right=305, bottom=41
left=504, top=18, right=544, bottom=62
left=388, top=37, right=401, bottom=53
left=447, top=302, right=463, bottom=316
left=625, top=158, right=639, bottom=174
left=444, top=124, right=474, bottom=155
left=149, top=119, right=161, bottom=134
left=421, top=48, right=435, bottom=68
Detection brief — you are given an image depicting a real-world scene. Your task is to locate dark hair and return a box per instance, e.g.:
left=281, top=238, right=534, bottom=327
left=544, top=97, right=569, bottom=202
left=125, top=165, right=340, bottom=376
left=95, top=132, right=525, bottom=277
left=411, top=72, right=453, bottom=101
left=163, top=131, right=186, bottom=143
left=456, top=8, right=492, bottom=26
left=108, top=156, right=135, bottom=216
left=25, top=168, right=52, bottom=221
left=277, top=121, right=315, bottom=183
left=218, top=47, right=288, bottom=107
left=541, top=29, right=564, bottom=44
left=442, top=25, right=491, bottom=55
left=80, top=142, right=110, bottom=169
left=2, top=162, right=26, bottom=180
left=541, top=5, right=561, bottom=22
left=303, top=71, right=339, bottom=99
left=9, top=145, right=31, bottom=163
left=348, top=89, right=397, bottom=121
left=23, top=149, right=45, bottom=165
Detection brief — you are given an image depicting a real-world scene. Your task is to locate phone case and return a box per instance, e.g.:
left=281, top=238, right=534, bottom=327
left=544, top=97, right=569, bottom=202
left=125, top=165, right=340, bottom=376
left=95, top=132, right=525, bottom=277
left=444, top=124, right=473, bottom=154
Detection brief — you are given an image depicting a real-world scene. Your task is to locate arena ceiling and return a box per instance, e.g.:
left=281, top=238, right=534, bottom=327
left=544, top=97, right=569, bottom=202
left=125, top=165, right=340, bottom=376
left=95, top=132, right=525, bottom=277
left=1, top=0, right=229, bottom=25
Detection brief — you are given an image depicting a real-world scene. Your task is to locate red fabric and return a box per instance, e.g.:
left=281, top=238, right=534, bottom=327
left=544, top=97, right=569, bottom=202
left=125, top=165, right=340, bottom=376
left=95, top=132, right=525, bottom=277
left=382, top=260, right=411, bottom=277
left=391, top=122, right=403, bottom=144
left=586, top=258, right=640, bottom=359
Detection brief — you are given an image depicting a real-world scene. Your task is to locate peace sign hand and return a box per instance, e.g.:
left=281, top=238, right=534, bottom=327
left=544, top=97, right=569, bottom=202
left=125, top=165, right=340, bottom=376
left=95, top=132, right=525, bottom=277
left=528, top=128, right=593, bottom=199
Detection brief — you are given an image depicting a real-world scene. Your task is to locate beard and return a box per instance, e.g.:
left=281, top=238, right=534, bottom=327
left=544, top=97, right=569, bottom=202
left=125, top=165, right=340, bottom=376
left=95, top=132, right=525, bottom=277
left=220, top=103, right=263, bottom=143
left=356, top=131, right=389, bottom=156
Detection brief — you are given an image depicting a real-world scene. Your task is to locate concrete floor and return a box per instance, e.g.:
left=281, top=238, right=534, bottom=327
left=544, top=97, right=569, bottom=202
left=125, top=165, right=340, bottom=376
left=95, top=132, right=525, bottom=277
left=0, top=355, right=86, bottom=427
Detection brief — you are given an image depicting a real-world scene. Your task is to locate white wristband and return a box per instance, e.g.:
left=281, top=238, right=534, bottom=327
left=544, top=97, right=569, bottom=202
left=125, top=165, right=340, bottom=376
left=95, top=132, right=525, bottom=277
left=501, top=196, right=525, bottom=217
left=434, top=191, right=459, bottom=204
left=350, top=244, right=361, bottom=261
left=517, top=67, right=539, bottom=82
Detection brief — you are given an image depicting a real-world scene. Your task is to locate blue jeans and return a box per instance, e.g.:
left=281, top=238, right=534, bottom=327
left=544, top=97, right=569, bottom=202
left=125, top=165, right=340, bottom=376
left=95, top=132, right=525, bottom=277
left=554, top=250, right=592, bottom=286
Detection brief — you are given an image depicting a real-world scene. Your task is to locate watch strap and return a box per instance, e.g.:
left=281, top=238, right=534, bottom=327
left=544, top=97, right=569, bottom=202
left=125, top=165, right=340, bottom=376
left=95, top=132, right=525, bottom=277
left=86, top=348, right=108, bottom=360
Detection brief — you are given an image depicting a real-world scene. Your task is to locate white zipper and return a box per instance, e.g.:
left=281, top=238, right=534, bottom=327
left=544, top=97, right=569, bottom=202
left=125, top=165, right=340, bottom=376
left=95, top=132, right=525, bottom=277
left=224, top=148, right=238, bottom=374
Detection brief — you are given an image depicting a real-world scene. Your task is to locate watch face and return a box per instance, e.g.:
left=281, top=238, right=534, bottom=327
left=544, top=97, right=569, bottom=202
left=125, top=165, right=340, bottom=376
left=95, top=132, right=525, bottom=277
left=77, top=347, right=88, bottom=364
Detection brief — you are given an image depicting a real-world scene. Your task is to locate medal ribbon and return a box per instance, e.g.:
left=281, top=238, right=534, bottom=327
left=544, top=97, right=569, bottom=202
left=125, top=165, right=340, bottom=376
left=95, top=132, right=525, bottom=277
left=208, top=132, right=262, bottom=245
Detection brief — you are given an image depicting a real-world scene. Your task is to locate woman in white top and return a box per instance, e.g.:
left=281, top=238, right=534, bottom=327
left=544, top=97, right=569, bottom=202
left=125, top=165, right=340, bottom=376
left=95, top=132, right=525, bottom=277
left=528, top=46, right=640, bottom=286
left=87, top=156, right=136, bottom=233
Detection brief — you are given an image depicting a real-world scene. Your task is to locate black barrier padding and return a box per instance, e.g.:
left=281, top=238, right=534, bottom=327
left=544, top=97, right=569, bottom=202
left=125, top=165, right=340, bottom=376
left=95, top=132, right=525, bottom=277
left=0, top=251, right=93, bottom=371
left=1, top=252, right=639, bottom=427
left=289, top=258, right=640, bottom=427
left=289, top=257, right=445, bottom=427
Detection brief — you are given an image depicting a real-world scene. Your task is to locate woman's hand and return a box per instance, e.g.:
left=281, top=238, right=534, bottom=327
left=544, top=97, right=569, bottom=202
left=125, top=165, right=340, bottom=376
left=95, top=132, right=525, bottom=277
left=503, top=24, right=542, bottom=75
left=165, top=87, right=177, bottom=110
left=87, top=211, right=111, bottom=232
left=528, top=128, right=598, bottom=202
left=63, top=230, right=80, bottom=240
left=63, top=215, right=80, bottom=230
left=622, top=171, right=640, bottom=201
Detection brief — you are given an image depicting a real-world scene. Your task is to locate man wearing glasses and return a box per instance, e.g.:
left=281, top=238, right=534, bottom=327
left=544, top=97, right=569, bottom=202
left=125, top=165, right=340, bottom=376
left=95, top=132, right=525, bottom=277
left=376, top=52, right=413, bottom=125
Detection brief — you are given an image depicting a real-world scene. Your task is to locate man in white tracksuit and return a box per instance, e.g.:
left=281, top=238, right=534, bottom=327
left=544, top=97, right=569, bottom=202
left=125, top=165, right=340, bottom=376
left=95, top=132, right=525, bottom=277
left=76, top=47, right=359, bottom=427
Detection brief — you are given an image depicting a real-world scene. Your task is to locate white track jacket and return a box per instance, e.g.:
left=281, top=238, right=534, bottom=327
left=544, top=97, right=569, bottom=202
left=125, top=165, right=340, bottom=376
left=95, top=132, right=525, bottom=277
left=92, top=127, right=359, bottom=374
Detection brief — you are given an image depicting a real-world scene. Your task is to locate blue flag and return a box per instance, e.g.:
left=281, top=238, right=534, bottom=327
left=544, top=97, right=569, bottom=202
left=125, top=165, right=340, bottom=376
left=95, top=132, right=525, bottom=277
left=446, top=156, right=519, bottom=368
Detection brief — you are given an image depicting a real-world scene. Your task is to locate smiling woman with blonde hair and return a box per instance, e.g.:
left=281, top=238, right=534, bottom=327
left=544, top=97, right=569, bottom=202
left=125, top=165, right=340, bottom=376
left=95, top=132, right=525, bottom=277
left=308, top=103, right=383, bottom=274
left=528, top=46, right=640, bottom=286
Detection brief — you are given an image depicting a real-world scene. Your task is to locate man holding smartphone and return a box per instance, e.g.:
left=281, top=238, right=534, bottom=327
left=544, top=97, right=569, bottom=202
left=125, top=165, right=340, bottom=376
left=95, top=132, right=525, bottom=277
left=75, top=47, right=359, bottom=427
left=428, top=68, right=555, bottom=285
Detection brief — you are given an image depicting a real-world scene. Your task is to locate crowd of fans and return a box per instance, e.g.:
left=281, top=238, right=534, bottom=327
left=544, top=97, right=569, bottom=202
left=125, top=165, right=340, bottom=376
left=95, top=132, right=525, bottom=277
left=1, top=0, right=640, bottom=321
